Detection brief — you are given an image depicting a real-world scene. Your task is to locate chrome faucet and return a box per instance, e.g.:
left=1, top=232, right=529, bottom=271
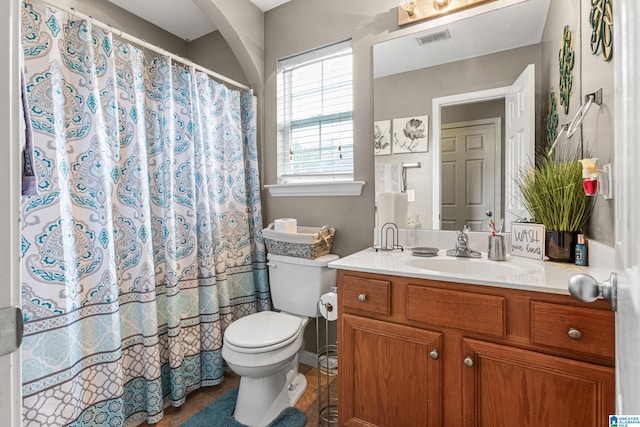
left=446, top=225, right=481, bottom=258
left=456, top=225, right=471, bottom=254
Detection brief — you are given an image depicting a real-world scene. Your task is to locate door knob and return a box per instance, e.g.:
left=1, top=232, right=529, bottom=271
left=429, top=349, right=439, bottom=360
left=463, top=356, right=474, bottom=367
left=485, top=210, right=493, bottom=217
left=568, top=272, right=617, bottom=311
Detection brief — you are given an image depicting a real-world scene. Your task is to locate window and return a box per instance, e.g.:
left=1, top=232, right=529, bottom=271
left=277, top=40, right=353, bottom=184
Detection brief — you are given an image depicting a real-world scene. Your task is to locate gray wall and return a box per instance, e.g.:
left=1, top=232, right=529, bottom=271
left=45, top=0, right=617, bottom=363
left=54, top=0, right=389, bottom=280
left=55, top=0, right=616, bottom=255
left=540, top=0, right=614, bottom=245
left=187, top=31, right=249, bottom=86
left=265, top=0, right=614, bottom=250
left=442, top=100, right=505, bottom=125
left=52, top=0, right=188, bottom=56
left=193, top=0, right=264, bottom=92
left=373, top=46, right=540, bottom=229
left=263, top=0, right=403, bottom=258
left=263, top=1, right=401, bottom=354
left=374, top=44, right=542, bottom=129
left=53, top=0, right=249, bottom=94
left=578, top=0, right=614, bottom=245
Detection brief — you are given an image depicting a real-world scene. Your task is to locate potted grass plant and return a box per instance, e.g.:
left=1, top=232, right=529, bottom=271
left=516, top=151, right=593, bottom=262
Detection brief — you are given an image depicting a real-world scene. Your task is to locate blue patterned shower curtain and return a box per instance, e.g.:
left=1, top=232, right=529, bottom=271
left=19, top=3, right=270, bottom=426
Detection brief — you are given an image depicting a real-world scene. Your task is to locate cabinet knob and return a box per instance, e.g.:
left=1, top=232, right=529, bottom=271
left=463, top=356, right=474, bottom=368
left=568, top=327, right=583, bottom=340
left=358, top=293, right=367, bottom=302
left=429, top=349, right=439, bottom=360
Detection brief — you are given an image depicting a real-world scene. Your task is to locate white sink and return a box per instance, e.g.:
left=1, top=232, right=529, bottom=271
left=405, top=256, right=533, bottom=277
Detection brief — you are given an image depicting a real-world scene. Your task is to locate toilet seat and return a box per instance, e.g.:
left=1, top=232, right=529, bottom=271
left=224, top=311, right=305, bottom=354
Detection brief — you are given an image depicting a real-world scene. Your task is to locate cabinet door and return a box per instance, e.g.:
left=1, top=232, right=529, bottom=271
left=339, top=314, right=442, bottom=427
left=461, top=338, right=615, bottom=427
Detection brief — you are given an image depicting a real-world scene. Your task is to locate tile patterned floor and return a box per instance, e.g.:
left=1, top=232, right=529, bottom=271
left=137, top=364, right=336, bottom=427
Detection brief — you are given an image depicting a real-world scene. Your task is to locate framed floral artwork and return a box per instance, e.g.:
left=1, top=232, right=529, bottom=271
left=374, top=120, right=392, bottom=155
left=392, top=115, right=429, bottom=153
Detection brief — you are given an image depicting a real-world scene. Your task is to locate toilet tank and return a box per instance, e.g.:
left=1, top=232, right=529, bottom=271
left=267, top=253, right=339, bottom=317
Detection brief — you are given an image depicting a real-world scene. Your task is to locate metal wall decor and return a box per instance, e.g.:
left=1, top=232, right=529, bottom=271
left=559, top=25, right=575, bottom=115
left=547, top=91, right=559, bottom=151
left=590, top=0, right=613, bottom=61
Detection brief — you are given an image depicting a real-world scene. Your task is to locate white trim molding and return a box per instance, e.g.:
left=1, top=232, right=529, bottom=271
left=265, top=181, right=365, bottom=197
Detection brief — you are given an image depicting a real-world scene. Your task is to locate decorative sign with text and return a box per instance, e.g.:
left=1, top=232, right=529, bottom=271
left=510, top=223, right=545, bottom=260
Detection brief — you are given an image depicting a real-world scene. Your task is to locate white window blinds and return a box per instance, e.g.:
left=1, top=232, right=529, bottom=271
left=277, top=40, right=353, bottom=183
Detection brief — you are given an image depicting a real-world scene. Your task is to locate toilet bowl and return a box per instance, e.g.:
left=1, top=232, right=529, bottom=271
left=221, top=253, right=339, bottom=427
left=222, top=311, right=308, bottom=426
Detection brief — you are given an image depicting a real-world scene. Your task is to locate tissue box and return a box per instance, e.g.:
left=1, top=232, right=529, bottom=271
left=262, top=223, right=336, bottom=259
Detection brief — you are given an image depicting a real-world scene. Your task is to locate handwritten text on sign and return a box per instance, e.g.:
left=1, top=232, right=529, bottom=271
left=510, top=223, right=545, bottom=260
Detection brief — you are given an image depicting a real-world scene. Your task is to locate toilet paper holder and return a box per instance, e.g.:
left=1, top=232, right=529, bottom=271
left=318, top=291, right=338, bottom=321
left=317, top=292, right=338, bottom=425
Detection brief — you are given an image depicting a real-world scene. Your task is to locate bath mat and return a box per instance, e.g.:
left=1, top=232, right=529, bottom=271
left=178, top=388, right=307, bottom=427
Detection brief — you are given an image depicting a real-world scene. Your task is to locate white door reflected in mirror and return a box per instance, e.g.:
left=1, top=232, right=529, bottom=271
left=441, top=118, right=500, bottom=231
left=432, top=64, right=535, bottom=232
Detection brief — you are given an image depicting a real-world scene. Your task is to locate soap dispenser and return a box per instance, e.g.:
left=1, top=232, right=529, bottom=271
left=575, top=233, right=588, bottom=266
left=406, top=214, right=420, bottom=248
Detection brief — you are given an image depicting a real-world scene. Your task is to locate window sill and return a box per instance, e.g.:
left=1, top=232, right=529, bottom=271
left=265, top=181, right=365, bottom=197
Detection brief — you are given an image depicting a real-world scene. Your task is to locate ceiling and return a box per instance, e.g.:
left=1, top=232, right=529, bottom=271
left=106, top=0, right=291, bottom=41
left=106, top=0, right=550, bottom=72
left=373, top=0, right=551, bottom=78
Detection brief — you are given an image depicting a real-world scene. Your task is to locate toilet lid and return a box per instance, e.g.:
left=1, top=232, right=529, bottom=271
left=224, top=311, right=304, bottom=349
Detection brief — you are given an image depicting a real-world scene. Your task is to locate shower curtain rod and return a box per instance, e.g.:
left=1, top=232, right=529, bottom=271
left=29, top=0, right=251, bottom=91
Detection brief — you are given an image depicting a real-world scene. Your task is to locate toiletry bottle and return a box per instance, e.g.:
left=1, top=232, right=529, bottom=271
left=575, top=233, right=588, bottom=266
left=406, top=215, right=419, bottom=248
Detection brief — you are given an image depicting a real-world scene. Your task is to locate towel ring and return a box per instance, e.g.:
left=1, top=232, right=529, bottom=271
left=566, top=95, right=594, bottom=138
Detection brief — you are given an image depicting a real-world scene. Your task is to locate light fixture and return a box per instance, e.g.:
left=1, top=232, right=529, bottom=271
left=398, top=0, right=495, bottom=26
left=400, top=0, right=417, bottom=17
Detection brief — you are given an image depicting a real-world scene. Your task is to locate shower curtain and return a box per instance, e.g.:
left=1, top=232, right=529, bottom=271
left=19, top=3, right=270, bottom=425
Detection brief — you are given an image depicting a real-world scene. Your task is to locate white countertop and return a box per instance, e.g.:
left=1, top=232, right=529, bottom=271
left=328, top=247, right=615, bottom=295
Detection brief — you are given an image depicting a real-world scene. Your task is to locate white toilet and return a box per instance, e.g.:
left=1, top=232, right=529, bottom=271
left=221, top=252, right=339, bottom=427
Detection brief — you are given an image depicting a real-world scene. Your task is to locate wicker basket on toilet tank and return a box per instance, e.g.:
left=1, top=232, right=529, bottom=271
left=262, top=224, right=336, bottom=259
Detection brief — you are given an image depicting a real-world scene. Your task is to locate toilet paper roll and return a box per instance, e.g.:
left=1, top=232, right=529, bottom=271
left=376, top=192, right=396, bottom=227
left=274, top=218, right=297, bottom=233
left=318, top=291, right=338, bottom=321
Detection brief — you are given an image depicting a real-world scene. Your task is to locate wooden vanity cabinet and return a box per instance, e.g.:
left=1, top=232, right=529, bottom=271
left=341, top=314, right=443, bottom=426
left=461, top=338, right=614, bottom=427
left=337, top=270, right=615, bottom=427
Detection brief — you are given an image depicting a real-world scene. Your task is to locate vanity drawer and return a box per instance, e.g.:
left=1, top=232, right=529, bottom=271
left=341, top=274, right=391, bottom=316
left=530, top=301, right=615, bottom=359
left=407, top=285, right=506, bottom=337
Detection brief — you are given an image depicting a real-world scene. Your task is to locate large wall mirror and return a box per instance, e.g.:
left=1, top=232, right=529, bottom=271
left=373, top=0, right=554, bottom=232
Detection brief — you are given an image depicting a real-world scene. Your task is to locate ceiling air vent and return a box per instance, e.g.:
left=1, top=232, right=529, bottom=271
left=416, top=29, right=451, bottom=45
